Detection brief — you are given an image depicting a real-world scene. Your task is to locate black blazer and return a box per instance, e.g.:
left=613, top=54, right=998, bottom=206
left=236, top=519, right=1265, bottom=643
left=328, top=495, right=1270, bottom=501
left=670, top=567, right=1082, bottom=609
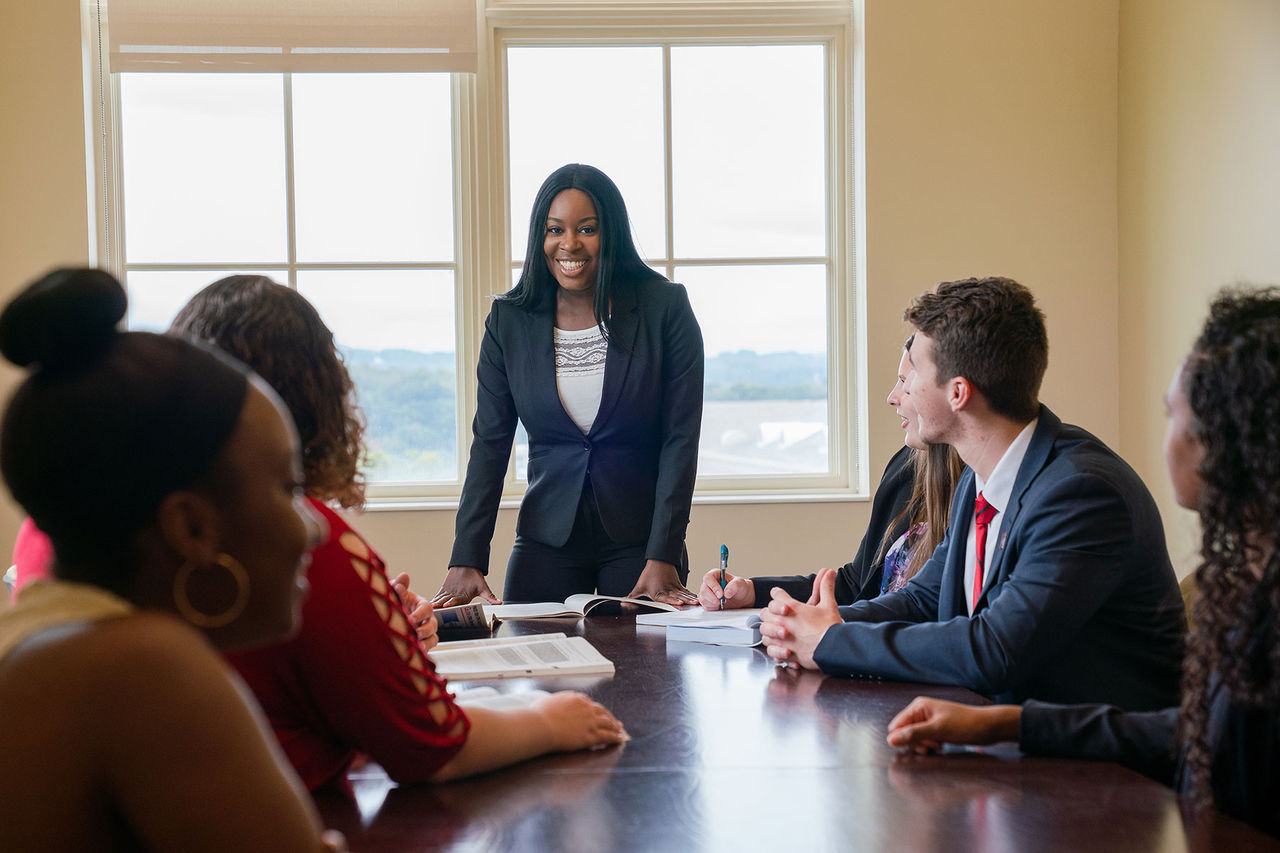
left=814, top=406, right=1186, bottom=710
left=1021, top=681, right=1280, bottom=836
left=751, top=445, right=915, bottom=606
left=449, top=279, right=704, bottom=573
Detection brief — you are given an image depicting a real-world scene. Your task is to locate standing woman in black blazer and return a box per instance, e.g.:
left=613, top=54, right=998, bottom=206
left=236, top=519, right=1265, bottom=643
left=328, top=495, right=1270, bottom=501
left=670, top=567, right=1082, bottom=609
left=432, top=164, right=704, bottom=606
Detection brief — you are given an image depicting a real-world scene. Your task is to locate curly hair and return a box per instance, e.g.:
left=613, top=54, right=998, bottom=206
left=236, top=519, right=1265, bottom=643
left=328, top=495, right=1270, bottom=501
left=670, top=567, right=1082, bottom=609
left=1179, top=286, right=1280, bottom=810
left=169, top=276, right=368, bottom=508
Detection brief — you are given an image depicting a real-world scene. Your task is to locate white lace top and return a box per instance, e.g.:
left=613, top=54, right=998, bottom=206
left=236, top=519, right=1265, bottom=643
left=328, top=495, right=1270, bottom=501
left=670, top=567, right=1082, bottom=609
left=554, top=325, right=607, bottom=434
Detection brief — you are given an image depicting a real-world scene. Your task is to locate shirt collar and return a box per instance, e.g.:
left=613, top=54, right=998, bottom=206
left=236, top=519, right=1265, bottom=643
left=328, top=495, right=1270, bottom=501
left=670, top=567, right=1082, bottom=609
left=973, top=418, right=1037, bottom=513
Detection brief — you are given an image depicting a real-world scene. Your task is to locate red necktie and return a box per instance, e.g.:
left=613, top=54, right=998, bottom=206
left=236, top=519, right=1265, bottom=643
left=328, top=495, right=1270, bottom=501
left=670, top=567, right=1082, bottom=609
left=973, top=492, right=998, bottom=607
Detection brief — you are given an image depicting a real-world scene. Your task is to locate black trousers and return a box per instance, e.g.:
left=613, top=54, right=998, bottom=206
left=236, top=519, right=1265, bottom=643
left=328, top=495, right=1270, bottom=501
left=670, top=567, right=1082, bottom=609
left=503, top=480, right=689, bottom=602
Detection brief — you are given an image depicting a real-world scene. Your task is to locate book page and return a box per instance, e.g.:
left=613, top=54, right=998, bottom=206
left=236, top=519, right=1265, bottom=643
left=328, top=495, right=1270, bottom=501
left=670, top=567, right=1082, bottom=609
left=563, top=593, right=682, bottom=614
left=484, top=594, right=682, bottom=621
left=484, top=602, right=581, bottom=619
left=431, top=635, right=615, bottom=680
left=434, top=633, right=568, bottom=652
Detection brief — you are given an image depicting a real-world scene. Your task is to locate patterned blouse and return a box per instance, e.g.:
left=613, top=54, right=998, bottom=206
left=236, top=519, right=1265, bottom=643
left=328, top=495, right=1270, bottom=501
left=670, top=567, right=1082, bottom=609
left=880, top=522, right=928, bottom=595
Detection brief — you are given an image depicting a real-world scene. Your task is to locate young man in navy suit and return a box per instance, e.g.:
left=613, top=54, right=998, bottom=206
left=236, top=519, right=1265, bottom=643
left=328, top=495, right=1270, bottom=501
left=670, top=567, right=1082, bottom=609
left=760, top=277, right=1185, bottom=710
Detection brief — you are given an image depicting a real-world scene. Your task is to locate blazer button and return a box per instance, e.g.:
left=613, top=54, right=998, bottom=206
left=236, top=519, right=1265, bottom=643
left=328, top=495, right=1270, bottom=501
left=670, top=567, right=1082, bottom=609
left=583, top=441, right=591, bottom=451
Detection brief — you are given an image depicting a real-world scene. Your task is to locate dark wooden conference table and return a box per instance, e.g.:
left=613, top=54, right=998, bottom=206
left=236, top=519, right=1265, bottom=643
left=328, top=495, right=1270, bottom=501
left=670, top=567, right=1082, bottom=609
left=314, top=613, right=1278, bottom=852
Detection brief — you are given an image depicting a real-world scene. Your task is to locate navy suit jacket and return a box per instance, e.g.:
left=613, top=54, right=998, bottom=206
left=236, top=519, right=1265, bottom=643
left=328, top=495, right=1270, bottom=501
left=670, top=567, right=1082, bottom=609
left=814, top=406, right=1185, bottom=710
left=449, top=278, right=703, bottom=574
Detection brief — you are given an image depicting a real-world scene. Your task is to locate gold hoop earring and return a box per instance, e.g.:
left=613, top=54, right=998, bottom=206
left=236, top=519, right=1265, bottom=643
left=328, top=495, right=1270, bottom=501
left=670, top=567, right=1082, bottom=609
left=173, top=553, right=250, bottom=629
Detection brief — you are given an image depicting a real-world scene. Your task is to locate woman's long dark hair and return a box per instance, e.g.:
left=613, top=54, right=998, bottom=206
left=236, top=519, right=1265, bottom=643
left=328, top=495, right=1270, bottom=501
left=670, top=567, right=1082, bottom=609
left=876, top=442, right=964, bottom=582
left=504, top=163, right=665, bottom=336
left=1180, top=286, right=1280, bottom=809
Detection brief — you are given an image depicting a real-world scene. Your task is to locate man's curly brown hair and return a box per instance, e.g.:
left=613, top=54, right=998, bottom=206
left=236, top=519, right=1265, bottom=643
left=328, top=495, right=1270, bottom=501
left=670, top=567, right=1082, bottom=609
left=170, top=275, right=367, bottom=508
left=1179, top=286, right=1280, bottom=810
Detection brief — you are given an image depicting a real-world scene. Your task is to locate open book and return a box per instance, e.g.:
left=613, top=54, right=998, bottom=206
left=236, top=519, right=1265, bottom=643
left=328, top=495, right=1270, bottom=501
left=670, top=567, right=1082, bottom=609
left=635, top=608, right=764, bottom=647
left=484, top=593, right=683, bottom=621
left=431, top=632, right=615, bottom=680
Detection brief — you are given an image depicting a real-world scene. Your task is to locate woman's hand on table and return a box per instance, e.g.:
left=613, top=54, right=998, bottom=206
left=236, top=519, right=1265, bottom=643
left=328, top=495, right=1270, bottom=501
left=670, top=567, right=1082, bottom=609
left=627, top=559, right=699, bottom=607
left=533, top=691, right=630, bottom=752
left=886, top=697, right=1022, bottom=753
left=431, top=566, right=502, bottom=608
left=697, top=568, right=755, bottom=610
left=391, top=572, right=439, bottom=651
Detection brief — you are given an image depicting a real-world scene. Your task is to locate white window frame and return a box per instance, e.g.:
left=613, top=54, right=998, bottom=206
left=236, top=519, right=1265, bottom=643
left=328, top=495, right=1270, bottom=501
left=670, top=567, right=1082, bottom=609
left=83, top=0, right=868, bottom=508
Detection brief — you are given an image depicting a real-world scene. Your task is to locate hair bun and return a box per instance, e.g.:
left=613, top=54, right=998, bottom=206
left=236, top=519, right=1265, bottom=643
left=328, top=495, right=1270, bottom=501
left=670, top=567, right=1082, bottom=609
left=0, top=268, right=128, bottom=370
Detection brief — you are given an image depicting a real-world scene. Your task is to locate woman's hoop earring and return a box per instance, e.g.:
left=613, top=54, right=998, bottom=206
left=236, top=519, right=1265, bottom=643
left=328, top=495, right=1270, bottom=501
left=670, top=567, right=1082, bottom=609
left=173, top=553, right=250, bottom=629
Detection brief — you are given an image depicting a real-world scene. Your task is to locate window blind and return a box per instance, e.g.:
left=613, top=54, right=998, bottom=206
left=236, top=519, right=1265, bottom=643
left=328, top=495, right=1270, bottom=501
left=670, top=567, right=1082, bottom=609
left=102, top=0, right=477, bottom=73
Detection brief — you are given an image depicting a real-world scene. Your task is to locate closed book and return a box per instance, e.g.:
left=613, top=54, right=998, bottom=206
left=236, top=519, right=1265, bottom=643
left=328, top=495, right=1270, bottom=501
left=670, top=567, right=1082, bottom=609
left=667, top=619, right=762, bottom=647
left=435, top=602, right=495, bottom=637
left=636, top=608, right=764, bottom=647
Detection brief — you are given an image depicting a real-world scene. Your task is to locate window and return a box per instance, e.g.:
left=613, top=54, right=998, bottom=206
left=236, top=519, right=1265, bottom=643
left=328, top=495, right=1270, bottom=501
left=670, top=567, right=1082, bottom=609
left=115, top=71, right=461, bottom=485
left=88, top=0, right=861, bottom=503
left=507, top=41, right=831, bottom=478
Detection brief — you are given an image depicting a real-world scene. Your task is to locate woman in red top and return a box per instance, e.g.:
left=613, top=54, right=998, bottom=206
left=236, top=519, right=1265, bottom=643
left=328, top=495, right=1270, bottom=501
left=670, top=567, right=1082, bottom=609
left=171, top=275, right=627, bottom=790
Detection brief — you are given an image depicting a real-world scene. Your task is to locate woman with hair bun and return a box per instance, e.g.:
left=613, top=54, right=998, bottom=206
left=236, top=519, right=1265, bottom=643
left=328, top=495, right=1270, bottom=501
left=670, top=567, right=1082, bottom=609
left=0, top=269, right=343, bottom=851
left=436, top=163, right=705, bottom=606
left=886, top=286, right=1280, bottom=836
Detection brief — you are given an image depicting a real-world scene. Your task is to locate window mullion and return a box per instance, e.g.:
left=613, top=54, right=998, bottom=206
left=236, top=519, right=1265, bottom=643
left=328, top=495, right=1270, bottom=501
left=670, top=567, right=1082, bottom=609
left=282, top=73, right=298, bottom=288
left=662, top=43, right=675, bottom=276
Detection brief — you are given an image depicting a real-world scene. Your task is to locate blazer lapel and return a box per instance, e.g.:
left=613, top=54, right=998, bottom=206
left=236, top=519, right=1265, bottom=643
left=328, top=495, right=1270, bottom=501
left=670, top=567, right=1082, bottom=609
left=526, top=304, right=581, bottom=433
left=589, top=284, right=640, bottom=435
left=976, top=404, right=1060, bottom=605
left=943, top=472, right=977, bottom=618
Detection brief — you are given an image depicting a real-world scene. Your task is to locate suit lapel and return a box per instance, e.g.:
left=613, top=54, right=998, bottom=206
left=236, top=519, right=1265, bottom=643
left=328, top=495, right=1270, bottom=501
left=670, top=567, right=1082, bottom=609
left=943, top=473, right=977, bottom=618
left=976, top=405, right=1060, bottom=605
left=590, top=284, right=640, bottom=436
left=527, top=304, right=581, bottom=432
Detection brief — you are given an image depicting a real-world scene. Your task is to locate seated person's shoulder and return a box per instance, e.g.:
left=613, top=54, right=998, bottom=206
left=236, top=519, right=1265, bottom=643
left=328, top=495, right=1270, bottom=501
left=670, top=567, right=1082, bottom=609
left=18, top=613, right=231, bottom=703
left=2, top=613, right=239, bottom=754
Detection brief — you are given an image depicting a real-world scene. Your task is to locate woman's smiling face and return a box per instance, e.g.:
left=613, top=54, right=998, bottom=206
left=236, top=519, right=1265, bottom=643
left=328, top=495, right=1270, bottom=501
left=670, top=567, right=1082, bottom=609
left=543, top=189, right=600, bottom=295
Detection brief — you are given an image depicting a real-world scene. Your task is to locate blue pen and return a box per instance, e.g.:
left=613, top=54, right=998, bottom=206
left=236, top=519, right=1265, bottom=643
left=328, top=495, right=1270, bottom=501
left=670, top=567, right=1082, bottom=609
left=719, top=544, right=729, bottom=609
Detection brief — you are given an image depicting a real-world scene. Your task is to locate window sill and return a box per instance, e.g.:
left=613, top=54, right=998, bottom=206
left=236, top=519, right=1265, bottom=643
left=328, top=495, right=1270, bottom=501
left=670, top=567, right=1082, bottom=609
left=361, top=488, right=870, bottom=512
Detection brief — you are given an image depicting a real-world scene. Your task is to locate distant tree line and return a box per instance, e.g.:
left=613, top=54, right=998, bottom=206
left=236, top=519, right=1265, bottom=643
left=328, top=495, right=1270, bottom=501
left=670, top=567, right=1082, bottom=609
left=344, top=347, right=826, bottom=479
left=703, top=350, right=826, bottom=400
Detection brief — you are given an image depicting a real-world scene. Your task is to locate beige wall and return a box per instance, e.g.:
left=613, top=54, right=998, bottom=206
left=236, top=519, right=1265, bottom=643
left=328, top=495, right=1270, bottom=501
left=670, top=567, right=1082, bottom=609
left=0, top=0, right=92, bottom=553
left=1, top=1, right=1127, bottom=597
left=1117, top=0, right=1280, bottom=577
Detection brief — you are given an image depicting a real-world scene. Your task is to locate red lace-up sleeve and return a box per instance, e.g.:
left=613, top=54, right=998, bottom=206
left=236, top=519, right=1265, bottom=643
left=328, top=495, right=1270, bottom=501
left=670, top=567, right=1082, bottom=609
left=228, top=500, right=469, bottom=790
